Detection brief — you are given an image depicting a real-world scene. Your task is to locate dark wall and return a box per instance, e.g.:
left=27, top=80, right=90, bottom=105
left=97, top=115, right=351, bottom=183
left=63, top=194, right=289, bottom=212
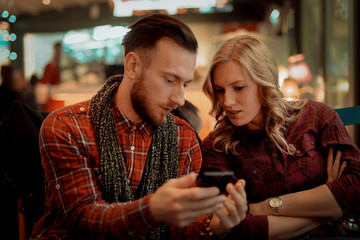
left=10, top=0, right=281, bottom=70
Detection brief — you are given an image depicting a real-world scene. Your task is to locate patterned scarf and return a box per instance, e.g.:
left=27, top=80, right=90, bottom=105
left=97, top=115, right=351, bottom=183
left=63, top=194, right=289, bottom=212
left=90, top=75, right=179, bottom=239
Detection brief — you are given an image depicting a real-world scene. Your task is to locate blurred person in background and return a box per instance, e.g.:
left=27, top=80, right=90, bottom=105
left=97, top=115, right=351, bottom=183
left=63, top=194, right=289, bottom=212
left=0, top=65, right=38, bottom=122
left=179, top=99, right=203, bottom=134
left=39, top=42, right=62, bottom=85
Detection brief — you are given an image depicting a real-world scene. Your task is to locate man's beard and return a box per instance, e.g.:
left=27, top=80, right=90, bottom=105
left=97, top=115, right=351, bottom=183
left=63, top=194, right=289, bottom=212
left=130, top=76, right=168, bottom=127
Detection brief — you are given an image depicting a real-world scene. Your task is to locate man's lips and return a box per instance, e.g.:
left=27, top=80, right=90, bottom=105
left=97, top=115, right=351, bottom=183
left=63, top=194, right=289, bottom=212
left=162, top=105, right=177, bottom=113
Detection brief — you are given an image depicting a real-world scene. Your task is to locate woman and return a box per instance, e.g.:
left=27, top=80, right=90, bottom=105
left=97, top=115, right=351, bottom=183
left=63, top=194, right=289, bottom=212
left=200, top=35, right=360, bottom=239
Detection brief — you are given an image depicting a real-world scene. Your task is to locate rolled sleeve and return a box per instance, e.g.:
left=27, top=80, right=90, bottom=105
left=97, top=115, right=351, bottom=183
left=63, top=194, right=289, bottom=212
left=319, top=106, right=360, bottom=217
left=228, top=213, right=268, bottom=240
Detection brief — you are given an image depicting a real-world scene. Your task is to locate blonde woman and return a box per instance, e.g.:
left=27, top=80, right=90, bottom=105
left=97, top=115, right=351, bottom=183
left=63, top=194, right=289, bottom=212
left=200, top=35, right=360, bottom=239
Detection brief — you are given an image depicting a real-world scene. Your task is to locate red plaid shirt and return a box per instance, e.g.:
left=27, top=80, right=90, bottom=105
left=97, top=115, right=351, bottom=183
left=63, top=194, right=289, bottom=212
left=201, top=100, right=360, bottom=239
left=31, top=99, right=202, bottom=239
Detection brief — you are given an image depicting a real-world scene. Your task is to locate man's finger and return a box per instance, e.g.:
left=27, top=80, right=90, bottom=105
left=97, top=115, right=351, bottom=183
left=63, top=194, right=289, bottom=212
left=181, top=191, right=226, bottom=210
left=167, top=172, right=197, bottom=189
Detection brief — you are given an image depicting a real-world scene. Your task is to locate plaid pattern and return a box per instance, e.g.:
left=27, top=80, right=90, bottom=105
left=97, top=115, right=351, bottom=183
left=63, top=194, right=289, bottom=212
left=200, top=100, right=360, bottom=239
left=31, top=100, right=202, bottom=239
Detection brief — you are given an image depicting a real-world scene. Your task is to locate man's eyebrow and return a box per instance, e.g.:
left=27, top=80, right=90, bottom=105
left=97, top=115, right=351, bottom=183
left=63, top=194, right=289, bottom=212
left=163, top=71, right=194, bottom=82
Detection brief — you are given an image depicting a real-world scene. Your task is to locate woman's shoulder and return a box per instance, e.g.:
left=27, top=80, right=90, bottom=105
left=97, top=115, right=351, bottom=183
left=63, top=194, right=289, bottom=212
left=305, top=100, right=332, bottom=111
left=299, top=100, right=339, bottom=125
left=305, top=100, right=336, bottom=115
left=202, top=131, right=216, bottom=146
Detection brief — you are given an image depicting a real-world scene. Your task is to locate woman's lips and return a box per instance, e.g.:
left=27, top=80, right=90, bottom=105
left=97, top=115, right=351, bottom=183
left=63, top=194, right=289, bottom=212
left=226, top=110, right=242, bottom=118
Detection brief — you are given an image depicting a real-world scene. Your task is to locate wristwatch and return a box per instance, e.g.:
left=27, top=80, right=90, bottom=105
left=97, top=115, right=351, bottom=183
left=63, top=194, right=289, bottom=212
left=269, top=197, right=282, bottom=216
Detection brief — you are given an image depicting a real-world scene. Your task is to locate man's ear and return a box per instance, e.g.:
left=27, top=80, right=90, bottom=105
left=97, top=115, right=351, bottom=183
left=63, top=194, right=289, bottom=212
left=124, top=52, right=142, bottom=79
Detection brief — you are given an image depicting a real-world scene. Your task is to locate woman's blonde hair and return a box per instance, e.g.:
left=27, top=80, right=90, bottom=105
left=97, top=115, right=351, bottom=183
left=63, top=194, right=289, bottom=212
left=203, top=35, right=306, bottom=155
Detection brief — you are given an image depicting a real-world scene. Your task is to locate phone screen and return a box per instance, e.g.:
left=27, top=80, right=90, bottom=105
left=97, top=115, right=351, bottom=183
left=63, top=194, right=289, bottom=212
left=197, top=170, right=234, bottom=193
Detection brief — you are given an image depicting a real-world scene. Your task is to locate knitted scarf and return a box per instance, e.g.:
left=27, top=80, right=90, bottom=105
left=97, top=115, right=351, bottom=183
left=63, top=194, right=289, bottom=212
left=90, top=75, right=179, bottom=239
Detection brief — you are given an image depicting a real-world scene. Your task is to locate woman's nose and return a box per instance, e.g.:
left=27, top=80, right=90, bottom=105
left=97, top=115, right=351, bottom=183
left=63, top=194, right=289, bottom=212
left=223, top=90, right=235, bottom=107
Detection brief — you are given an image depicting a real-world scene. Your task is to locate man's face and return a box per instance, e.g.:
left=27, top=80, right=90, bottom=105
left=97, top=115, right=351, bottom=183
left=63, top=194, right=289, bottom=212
left=130, top=38, right=196, bottom=126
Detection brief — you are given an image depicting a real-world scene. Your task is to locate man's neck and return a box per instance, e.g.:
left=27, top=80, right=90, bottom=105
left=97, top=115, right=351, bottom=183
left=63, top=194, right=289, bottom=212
left=115, top=77, right=142, bottom=124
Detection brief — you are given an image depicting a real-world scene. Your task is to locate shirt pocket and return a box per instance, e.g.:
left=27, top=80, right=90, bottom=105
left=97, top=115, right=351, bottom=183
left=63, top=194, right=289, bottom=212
left=292, top=132, right=324, bottom=181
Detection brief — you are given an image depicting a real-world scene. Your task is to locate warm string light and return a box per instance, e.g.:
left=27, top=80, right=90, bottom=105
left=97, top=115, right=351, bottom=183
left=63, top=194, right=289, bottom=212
left=288, top=53, right=312, bottom=83
left=42, top=0, right=51, bottom=6
left=281, top=78, right=300, bottom=101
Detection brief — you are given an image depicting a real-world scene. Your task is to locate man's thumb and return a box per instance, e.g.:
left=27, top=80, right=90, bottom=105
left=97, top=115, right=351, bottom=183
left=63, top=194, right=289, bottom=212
left=168, top=172, right=197, bottom=188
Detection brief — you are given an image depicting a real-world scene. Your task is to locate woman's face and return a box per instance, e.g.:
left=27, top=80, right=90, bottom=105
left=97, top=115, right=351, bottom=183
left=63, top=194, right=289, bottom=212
left=213, top=60, right=263, bottom=130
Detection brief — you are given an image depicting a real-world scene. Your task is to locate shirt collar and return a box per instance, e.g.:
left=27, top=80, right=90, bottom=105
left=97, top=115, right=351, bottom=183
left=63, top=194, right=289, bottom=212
left=112, top=100, right=153, bottom=137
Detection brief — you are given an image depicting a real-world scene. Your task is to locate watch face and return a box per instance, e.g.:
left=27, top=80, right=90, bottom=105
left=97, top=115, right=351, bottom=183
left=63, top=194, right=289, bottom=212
left=270, top=197, right=281, bottom=207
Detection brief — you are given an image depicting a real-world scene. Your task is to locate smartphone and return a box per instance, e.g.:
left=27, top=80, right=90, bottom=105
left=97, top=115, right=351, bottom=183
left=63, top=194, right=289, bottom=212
left=197, top=170, right=234, bottom=193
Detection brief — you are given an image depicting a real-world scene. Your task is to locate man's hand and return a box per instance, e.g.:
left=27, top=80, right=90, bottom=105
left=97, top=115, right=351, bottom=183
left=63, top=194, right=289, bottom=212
left=327, top=147, right=346, bottom=183
left=149, top=172, right=226, bottom=227
left=210, top=179, right=247, bottom=236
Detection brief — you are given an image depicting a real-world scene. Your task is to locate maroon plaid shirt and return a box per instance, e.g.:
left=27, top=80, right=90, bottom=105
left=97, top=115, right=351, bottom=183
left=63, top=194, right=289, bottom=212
left=201, top=100, right=360, bottom=239
left=31, top=99, right=202, bottom=239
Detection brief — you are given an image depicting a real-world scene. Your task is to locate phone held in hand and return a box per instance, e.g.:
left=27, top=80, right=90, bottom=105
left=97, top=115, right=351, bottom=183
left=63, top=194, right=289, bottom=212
left=197, top=170, right=234, bottom=193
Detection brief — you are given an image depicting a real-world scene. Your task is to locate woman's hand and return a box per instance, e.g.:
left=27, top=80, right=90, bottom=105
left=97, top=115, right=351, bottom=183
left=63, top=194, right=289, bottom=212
left=327, top=147, right=346, bottom=183
left=209, top=179, right=247, bottom=236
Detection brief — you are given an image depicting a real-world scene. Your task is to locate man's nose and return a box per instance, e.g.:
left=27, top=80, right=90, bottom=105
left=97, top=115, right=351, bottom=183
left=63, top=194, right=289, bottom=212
left=170, top=87, right=185, bottom=107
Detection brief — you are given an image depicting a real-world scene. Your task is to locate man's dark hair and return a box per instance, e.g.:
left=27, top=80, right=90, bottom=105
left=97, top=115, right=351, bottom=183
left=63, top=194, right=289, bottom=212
left=122, top=14, right=198, bottom=61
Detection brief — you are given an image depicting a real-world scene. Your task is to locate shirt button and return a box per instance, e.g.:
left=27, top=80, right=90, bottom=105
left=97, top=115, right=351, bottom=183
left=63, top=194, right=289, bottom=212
left=130, top=146, right=135, bottom=151
left=252, top=170, right=257, bottom=174
left=296, top=150, right=301, bottom=154
left=273, top=154, right=277, bottom=158
left=80, top=107, right=85, bottom=111
left=55, top=184, right=61, bottom=189
left=99, top=175, right=103, bottom=180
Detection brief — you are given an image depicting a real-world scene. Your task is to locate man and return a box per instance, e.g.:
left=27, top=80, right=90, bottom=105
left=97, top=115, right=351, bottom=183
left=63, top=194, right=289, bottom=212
left=31, top=14, right=247, bottom=239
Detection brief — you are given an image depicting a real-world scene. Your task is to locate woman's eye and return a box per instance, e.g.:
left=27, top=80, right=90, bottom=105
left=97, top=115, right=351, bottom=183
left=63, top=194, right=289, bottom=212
left=235, top=87, right=244, bottom=91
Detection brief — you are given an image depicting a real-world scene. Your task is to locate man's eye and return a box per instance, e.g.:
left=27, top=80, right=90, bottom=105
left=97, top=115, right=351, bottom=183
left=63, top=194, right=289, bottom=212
left=184, top=83, right=189, bottom=88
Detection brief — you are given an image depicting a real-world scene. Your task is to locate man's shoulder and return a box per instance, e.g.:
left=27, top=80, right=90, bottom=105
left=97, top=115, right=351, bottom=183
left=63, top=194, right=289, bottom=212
left=44, top=100, right=92, bottom=123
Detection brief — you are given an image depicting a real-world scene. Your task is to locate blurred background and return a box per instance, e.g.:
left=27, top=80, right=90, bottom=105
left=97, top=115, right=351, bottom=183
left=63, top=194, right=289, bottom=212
left=0, top=0, right=359, bottom=143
